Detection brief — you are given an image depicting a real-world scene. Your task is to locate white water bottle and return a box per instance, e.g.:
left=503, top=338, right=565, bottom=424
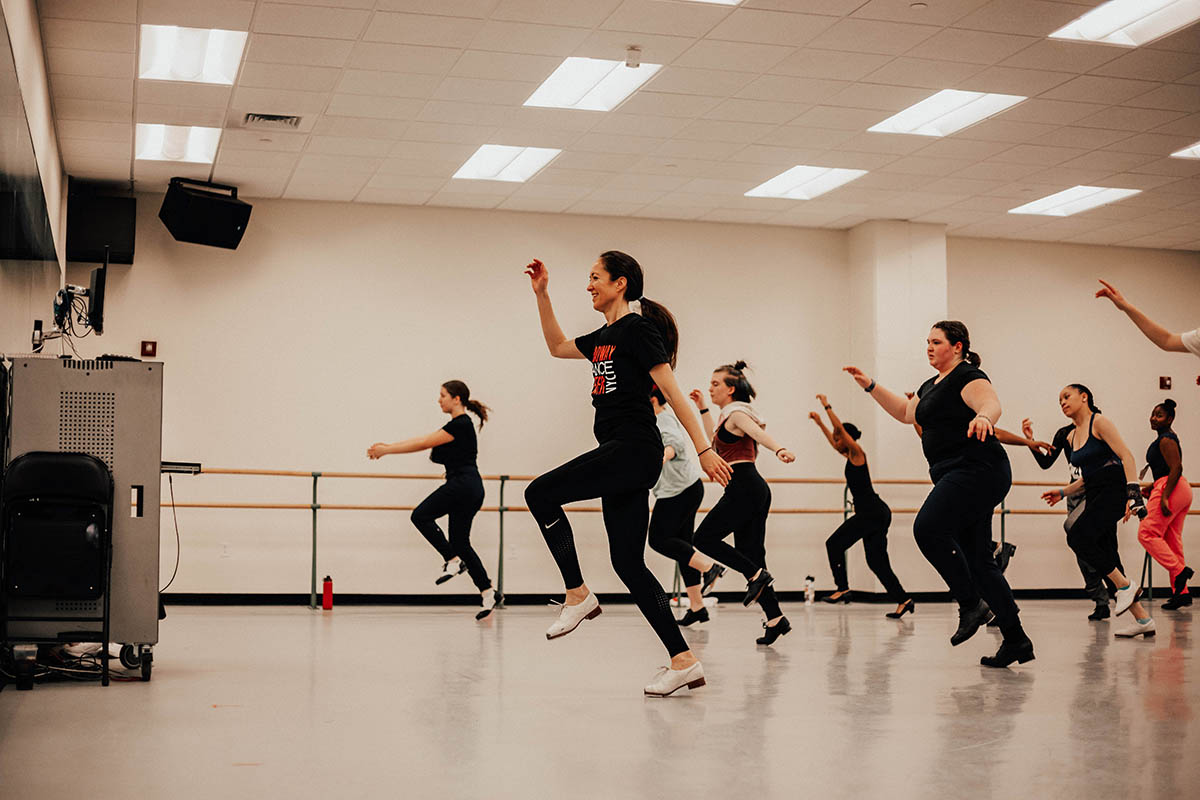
left=804, top=575, right=815, bottom=605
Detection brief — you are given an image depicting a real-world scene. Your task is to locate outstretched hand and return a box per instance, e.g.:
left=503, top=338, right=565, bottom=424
left=1021, top=417, right=1035, bottom=440
left=700, top=449, right=732, bottom=487
left=808, top=411, right=822, bottom=423
left=966, top=415, right=994, bottom=441
left=843, top=366, right=871, bottom=389
left=525, top=258, right=548, bottom=294
left=688, top=389, right=706, bottom=408
left=1031, top=440, right=1054, bottom=456
left=367, top=443, right=389, bottom=460
left=1042, top=490, right=1063, bottom=507
left=1095, top=279, right=1128, bottom=310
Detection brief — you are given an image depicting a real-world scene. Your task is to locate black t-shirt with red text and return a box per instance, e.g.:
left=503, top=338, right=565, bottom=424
left=575, top=313, right=668, bottom=446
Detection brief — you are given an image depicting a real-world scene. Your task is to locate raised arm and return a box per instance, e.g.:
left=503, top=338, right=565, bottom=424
left=995, top=427, right=1053, bottom=456
left=525, top=259, right=585, bottom=359
left=844, top=366, right=916, bottom=424
left=651, top=364, right=732, bottom=486
left=726, top=411, right=795, bottom=463
left=818, top=394, right=864, bottom=465
left=368, top=429, right=453, bottom=459
left=1025, top=419, right=1065, bottom=469
left=809, top=412, right=839, bottom=454
left=1096, top=279, right=1188, bottom=353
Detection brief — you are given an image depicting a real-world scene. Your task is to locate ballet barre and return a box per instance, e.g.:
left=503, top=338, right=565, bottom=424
left=165, top=469, right=1198, bottom=608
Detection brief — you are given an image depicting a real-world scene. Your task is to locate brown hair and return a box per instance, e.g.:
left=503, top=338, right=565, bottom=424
left=599, top=250, right=679, bottom=369
left=932, top=320, right=981, bottom=367
left=716, top=360, right=756, bottom=402
left=442, top=380, right=489, bottom=428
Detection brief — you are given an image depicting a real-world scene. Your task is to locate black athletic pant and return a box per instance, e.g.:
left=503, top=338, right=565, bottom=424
left=525, top=438, right=689, bottom=657
left=411, top=468, right=491, bottom=591
left=693, top=463, right=783, bottom=620
left=648, top=480, right=705, bottom=587
left=825, top=505, right=907, bottom=603
left=1067, top=498, right=1117, bottom=605
left=1066, top=478, right=1127, bottom=578
left=913, top=457, right=1020, bottom=629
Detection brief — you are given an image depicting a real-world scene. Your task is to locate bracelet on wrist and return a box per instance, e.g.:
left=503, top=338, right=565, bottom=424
left=824, top=405, right=831, bottom=410
left=698, top=447, right=712, bottom=457
left=864, top=379, right=876, bottom=393
left=776, top=447, right=787, bottom=456
left=699, top=408, right=710, bottom=415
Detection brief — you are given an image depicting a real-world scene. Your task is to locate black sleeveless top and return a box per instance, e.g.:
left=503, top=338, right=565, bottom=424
left=1068, top=415, right=1122, bottom=482
left=1146, top=431, right=1181, bottom=481
left=845, top=458, right=886, bottom=512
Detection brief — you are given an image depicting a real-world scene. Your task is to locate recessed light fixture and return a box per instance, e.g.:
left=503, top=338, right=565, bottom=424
left=1008, top=185, right=1141, bottom=216
left=453, top=145, right=561, bottom=182
left=524, top=57, right=662, bottom=112
left=1170, top=141, right=1200, bottom=159
left=135, top=123, right=222, bottom=163
left=745, top=166, right=868, bottom=200
left=1049, top=0, right=1200, bottom=47
left=869, top=90, right=1026, bottom=137
left=139, top=25, right=248, bottom=85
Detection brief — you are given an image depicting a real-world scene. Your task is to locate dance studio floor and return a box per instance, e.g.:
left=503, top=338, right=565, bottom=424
left=1, top=600, right=1197, bottom=799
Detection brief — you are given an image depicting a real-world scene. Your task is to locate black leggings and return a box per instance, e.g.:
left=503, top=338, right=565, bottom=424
left=648, top=480, right=705, bottom=587
left=411, top=469, right=491, bottom=591
left=825, top=505, right=907, bottom=602
left=693, top=463, right=783, bottom=620
left=913, top=458, right=1020, bottom=629
left=1066, top=480, right=1126, bottom=577
left=525, top=439, right=689, bottom=657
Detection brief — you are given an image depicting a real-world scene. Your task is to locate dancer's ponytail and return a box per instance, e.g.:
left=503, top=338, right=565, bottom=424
left=599, top=250, right=679, bottom=368
left=442, top=380, right=490, bottom=428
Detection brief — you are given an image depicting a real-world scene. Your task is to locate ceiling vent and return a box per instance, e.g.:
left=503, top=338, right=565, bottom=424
left=241, top=113, right=302, bottom=131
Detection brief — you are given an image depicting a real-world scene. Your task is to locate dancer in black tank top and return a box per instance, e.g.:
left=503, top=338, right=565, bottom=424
left=1040, top=384, right=1152, bottom=637
left=1138, top=399, right=1193, bottom=610
left=367, top=380, right=497, bottom=620
left=810, top=394, right=912, bottom=618
left=523, top=253, right=731, bottom=698
left=846, top=321, right=1033, bottom=668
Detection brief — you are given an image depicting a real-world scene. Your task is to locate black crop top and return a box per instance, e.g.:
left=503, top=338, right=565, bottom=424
left=914, top=362, right=1004, bottom=469
left=430, top=414, right=477, bottom=470
left=1146, top=431, right=1181, bottom=481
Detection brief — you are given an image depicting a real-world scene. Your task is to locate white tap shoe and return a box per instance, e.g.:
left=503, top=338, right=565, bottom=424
left=1114, top=617, right=1156, bottom=638
left=644, top=662, right=706, bottom=697
left=545, top=591, right=601, bottom=640
left=1114, top=582, right=1141, bottom=616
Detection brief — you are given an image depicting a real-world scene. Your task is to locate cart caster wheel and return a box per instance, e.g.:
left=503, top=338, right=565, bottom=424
left=141, top=649, right=153, bottom=682
left=119, top=644, right=141, bottom=669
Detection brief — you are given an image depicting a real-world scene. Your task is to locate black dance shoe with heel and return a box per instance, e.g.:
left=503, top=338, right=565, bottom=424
left=435, top=559, right=468, bottom=585
left=700, top=564, right=726, bottom=596
left=677, top=607, right=710, bottom=627
left=743, top=569, right=774, bottom=606
left=886, top=599, right=915, bottom=619
left=822, top=591, right=851, bottom=604
left=951, top=600, right=993, bottom=646
left=1088, top=604, right=1111, bottom=621
left=1174, top=566, right=1194, bottom=596
left=755, top=617, right=791, bottom=646
left=1162, top=593, right=1192, bottom=610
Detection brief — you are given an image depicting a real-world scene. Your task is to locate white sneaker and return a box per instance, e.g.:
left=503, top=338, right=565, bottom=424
left=644, top=662, right=706, bottom=697
left=1114, top=617, right=1156, bottom=638
left=476, top=588, right=498, bottom=621
left=545, top=592, right=601, bottom=640
left=1114, top=582, right=1141, bottom=616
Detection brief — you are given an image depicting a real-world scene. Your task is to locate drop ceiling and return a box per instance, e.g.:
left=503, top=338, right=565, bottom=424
left=35, top=0, right=1200, bottom=250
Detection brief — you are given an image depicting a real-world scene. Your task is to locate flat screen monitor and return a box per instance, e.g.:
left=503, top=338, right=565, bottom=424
left=88, top=265, right=106, bottom=335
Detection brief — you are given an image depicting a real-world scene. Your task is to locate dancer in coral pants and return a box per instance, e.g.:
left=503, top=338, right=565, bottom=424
left=1138, top=398, right=1193, bottom=610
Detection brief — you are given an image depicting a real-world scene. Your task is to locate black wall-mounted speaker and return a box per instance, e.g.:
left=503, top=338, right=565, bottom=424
left=66, top=193, right=136, bottom=264
left=158, top=178, right=252, bottom=250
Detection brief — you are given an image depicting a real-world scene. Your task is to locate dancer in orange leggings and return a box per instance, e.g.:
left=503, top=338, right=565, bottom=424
left=1138, top=398, right=1193, bottom=610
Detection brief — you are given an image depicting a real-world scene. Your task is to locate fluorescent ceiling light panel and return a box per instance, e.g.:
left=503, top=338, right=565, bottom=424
left=1008, top=185, right=1141, bottom=216
left=869, top=90, right=1026, bottom=137
left=524, top=57, right=662, bottom=112
left=135, top=123, right=222, bottom=164
left=1170, top=141, right=1200, bottom=159
left=745, top=166, right=868, bottom=200
left=453, top=145, right=561, bottom=182
left=139, top=25, right=247, bottom=84
left=1049, top=0, right=1200, bottom=47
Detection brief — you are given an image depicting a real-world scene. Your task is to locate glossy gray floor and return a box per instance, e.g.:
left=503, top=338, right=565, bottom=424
left=1, top=600, right=1197, bottom=799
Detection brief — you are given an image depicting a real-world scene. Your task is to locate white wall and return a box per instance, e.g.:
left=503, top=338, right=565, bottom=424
left=0, top=258, right=59, bottom=349
left=5, top=196, right=1198, bottom=598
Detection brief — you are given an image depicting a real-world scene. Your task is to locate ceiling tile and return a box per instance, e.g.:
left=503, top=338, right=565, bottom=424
left=1076, top=106, right=1189, bottom=132
left=364, top=12, right=483, bottom=47
left=675, top=118, right=777, bottom=143
left=861, top=58, right=984, bottom=89
left=839, top=132, right=929, bottom=155
left=45, top=48, right=135, bottom=78
left=706, top=9, right=837, bottom=47
left=999, top=98, right=1106, bottom=125
left=38, top=0, right=136, bottom=23
left=823, top=83, right=932, bottom=112
left=989, top=143, right=1089, bottom=166
left=951, top=0, right=1095, bottom=36
left=908, top=28, right=1036, bottom=65
left=594, top=113, right=689, bottom=138
left=335, top=70, right=441, bottom=98
left=140, top=0, right=254, bottom=29
left=1127, top=157, right=1200, bottom=177
left=955, top=118, right=1060, bottom=142
left=216, top=148, right=299, bottom=170
left=240, top=63, right=343, bottom=92
left=356, top=188, right=436, bottom=205
left=41, top=19, right=135, bottom=52
left=790, top=105, right=885, bottom=130
left=374, top=157, right=461, bottom=178
left=135, top=104, right=224, bottom=126
left=56, top=119, right=132, bottom=143
left=648, top=67, right=755, bottom=98
left=735, top=75, right=848, bottom=105
left=295, top=153, right=382, bottom=173
left=853, top=0, right=991, bottom=25
left=1146, top=24, right=1200, bottom=54
left=532, top=167, right=617, bottom=188
left=346, top=42, right=461, bottom=74
left=750, top=126, right=855, bottom=148
left=572, top=30, right=696, bottom=63
left=50, top=75, right=132, bottom=103
left=433, top=76, right=538, bottom=105
left=1090, top=49, right=1200, bottom=83
left=254, top=3, right=370, bottom=39
left=62, top=156, right=131, bottom=181
left=402, top=121, right=490, bottom=144
left=59, top=138, right=130, bottom=162
left=246, top=34, right=354, bottom=67
left=615, top=91, right=720, bottom=118
left=417, top=100, right=510, bottom=126
left=219, top=129, right=309, bottom=151
left=1033, top=126, right=1132, bottom=149
left=376, top=0, right=497, bottom=15
left=449, top=51, right=561, bottom=83
left=1151, top=112, right=1200, bottom=137
left=231, top=86, right=330, bottom=115
left=386, top=141, right=479, bottom=162
left=951, top=161, right=1044, bottom=181
left=674, top=40, right=795, bottom=73
left=551, top=151, right=641, bottom=172
left=702, top=97, right=805, bottom=124
left=806, top=18, right=939, bottom=55
left=1000, top=40, right=1122, bottom=73
left=139, top=82, right=231, bottom=108
left=489, top=127, right=581, bottom=148
left=911, top=137, right=1012, bottom=160
left=428, top=192, right=509, bottom=209
left=572, top=132, right=665, bottom=155
left=600, top=0, right=733, bottom=38
left=960, top=66, right=1074, bottom=95
left=1104, top=131, right=1199, bottom=156
left=285, top=171, right=371, bottom=202
left=325, top=95, right=425, bottom=119
left=505, top=106, right=603, bottom=131
left=879, top=156, right=975, bottom=176
left=467, top=20, right=592, bottom=56
left=603, top=173, right=691, bottom=192
left=1127, top=84, right=1200, bottom=113
left=1042, top=75, right=1160, bottom=105
left=53, top=97, right=132, bottom=122
left=210, top=167, right=290, bottom=198
left=311, top=116, right=411, bottom=138
left=654, top=138, right=745, bottom=160
left=768, top=49, right=892, bottom=80
left=491, top=0, right=622, bottom=28
left=364, top=174, right=447, bottom=192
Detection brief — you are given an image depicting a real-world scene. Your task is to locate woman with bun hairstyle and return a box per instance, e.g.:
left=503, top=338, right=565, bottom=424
left=690, top=361, right=796, bottom=647
left=367, top=380, right=498, bottom=620
left=1138, top=398, right=1193, bottom=611
left=846, top=321, right=1033, bottom=668
left=809, top=393, right=913, bottom=618
left=1039, top=384, right=1153, bottom=638
left=523, top=252, right=732, bottom=697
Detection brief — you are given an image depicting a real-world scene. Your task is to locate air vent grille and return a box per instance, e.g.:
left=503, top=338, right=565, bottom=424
left=59, top=391, right=115, bottom=468
left=242, top=113, right=302, bottom=130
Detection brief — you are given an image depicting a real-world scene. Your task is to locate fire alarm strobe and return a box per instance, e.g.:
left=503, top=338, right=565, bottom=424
left=141, top=341, right=157, bottom=358
left=1160, top=376, right=1172, bottom=390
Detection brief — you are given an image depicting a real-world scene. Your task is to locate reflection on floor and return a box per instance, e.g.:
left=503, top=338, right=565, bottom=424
left=1, top=600, right=1196, bottom=799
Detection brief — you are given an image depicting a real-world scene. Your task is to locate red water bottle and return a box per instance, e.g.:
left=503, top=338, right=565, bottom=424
left=322, top=575, right=333, bottom=610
